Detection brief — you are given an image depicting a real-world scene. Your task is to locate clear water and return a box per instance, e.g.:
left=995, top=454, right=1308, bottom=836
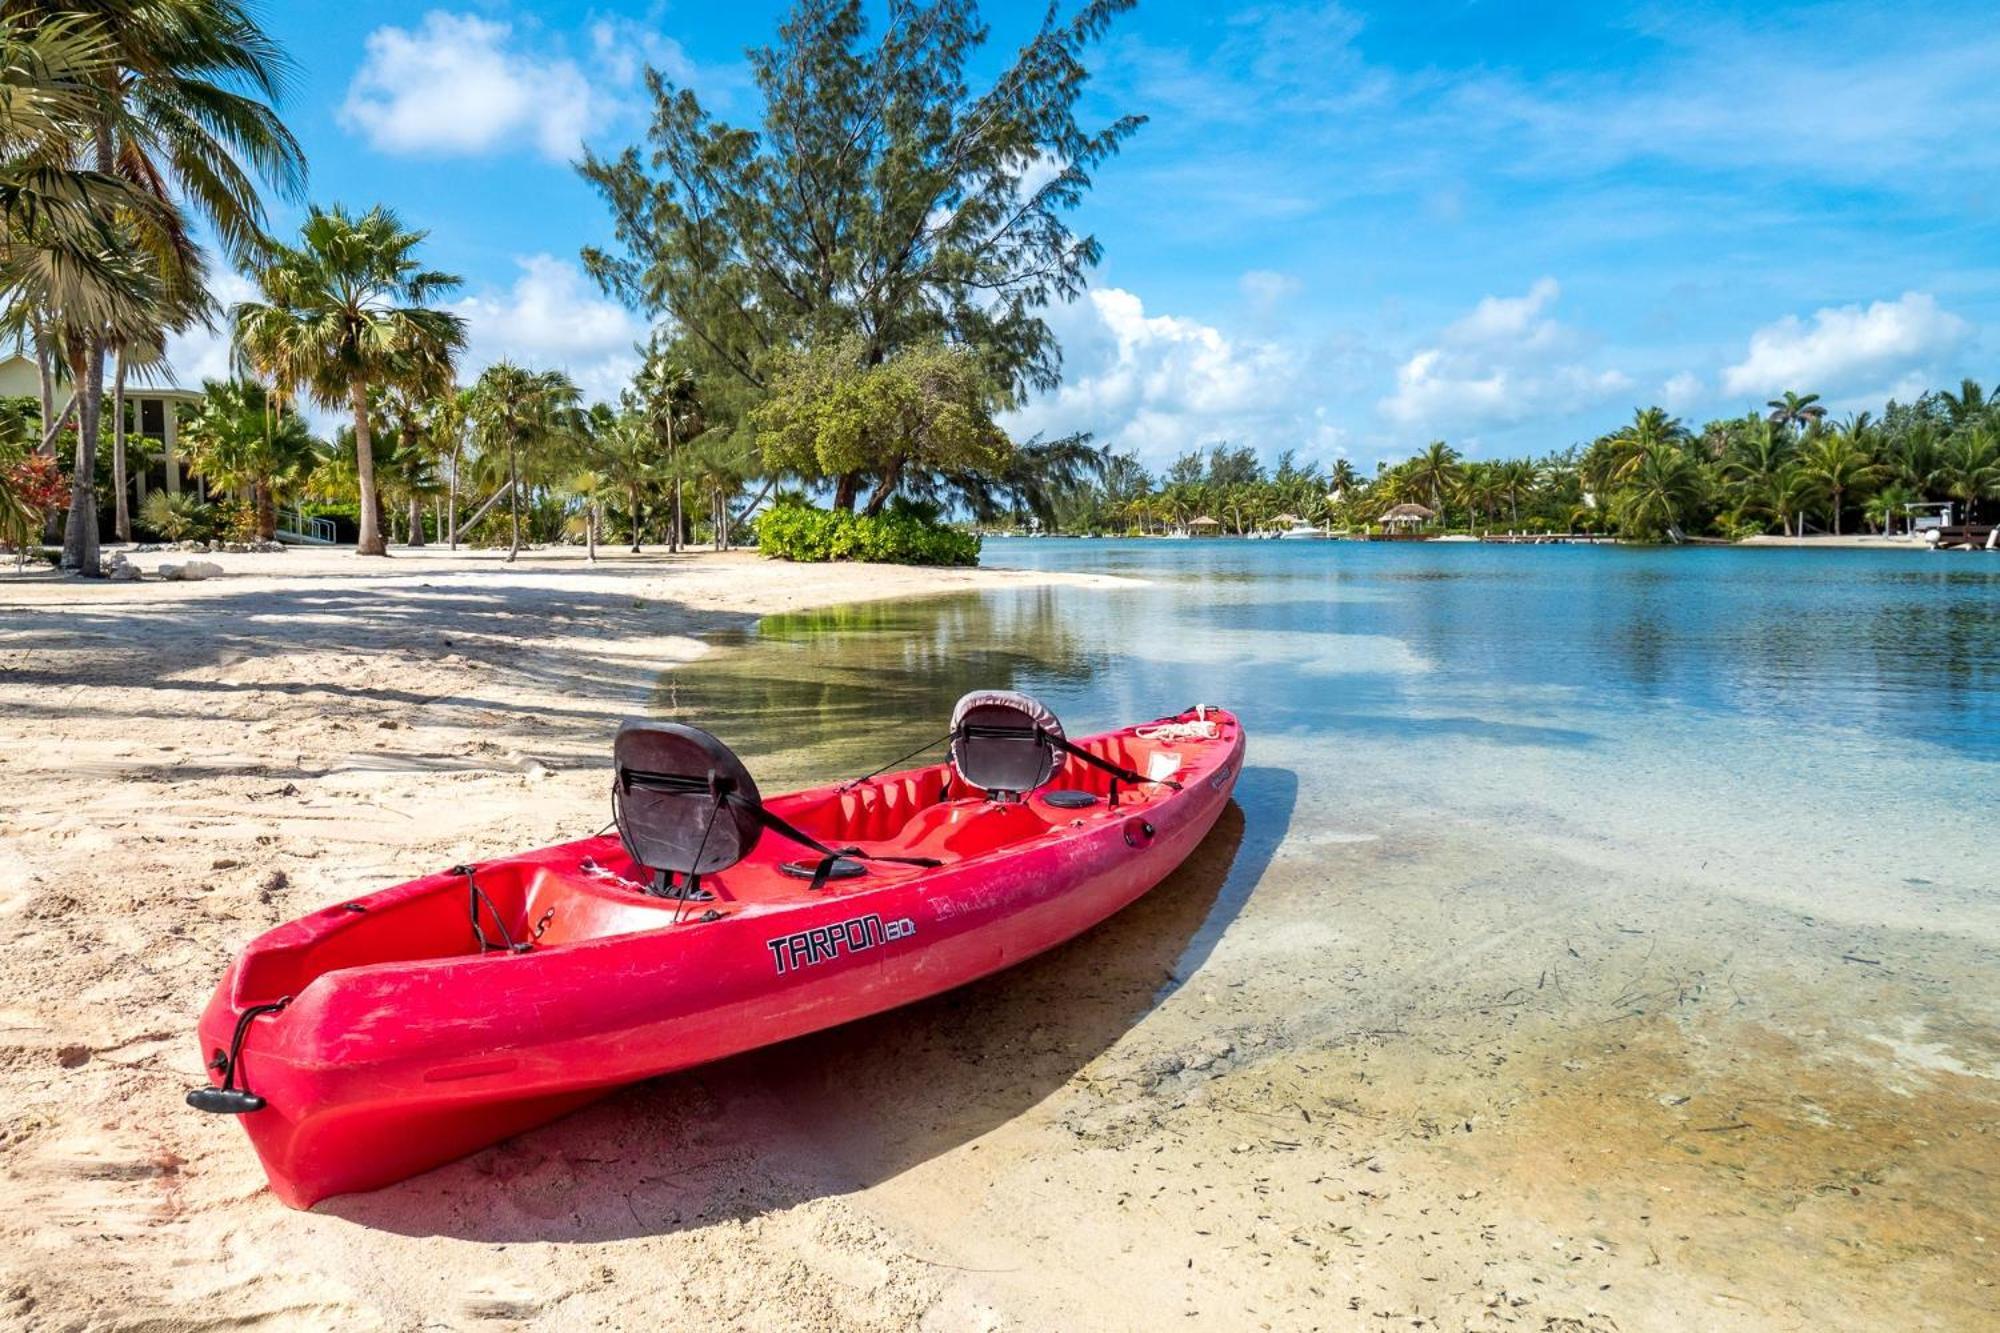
left=659, top=540, right=1999, bottom=924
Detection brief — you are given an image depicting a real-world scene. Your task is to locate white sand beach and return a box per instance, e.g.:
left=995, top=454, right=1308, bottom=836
left=2, top=547, right=1995, bottom=1332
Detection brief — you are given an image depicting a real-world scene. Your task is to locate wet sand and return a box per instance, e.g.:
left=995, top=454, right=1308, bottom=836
left=2, top=547, right=1994, bottom=1330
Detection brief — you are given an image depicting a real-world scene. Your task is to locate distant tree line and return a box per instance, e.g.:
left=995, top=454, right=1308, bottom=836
left=1036, top=387, right=2000, bottom=540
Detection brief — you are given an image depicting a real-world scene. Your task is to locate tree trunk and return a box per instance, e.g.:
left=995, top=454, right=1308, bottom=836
left=832, top=473, right=859, bottom=512
left=731, top=478, right=776, bottom=532
left=351, top=379, right=387, bottom=555
left=64, top=121, right=119, bottom=570
left=407, top=492, right=426, bottom=547
left=255, top=483, right=277, bottom=541
left=60, top=336, right=106, bottom=574
left=34, top=326, right=62, bottom=546
left=111, top=349, right=130, bottom=543
left=506, top=438, right=521, bottom=562
left=629, top=483, right=643, bottom=552
left=1830, top=489, right=1842, bottom=537
left=586, top=500, right=598, bottom=563
left=457, top=481, right=512, bottom=538
left=33, top=324, right=54, bottom=456
left=447, top=443, right=462, bottom=547
left=664, top=421, right=680, bottom=553
left=860, top=460, right=903, bottom=517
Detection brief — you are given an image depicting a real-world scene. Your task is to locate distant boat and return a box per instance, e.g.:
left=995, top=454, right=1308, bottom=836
left=1277, top=521, right=1325, bottom=539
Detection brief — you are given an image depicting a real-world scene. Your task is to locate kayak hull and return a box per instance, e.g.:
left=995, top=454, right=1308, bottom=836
left=196, top=708, right=1245, bottom=1207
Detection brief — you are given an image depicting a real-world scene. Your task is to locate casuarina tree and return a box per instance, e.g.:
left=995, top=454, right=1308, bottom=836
left=579, top=0, right=1142, bottom=509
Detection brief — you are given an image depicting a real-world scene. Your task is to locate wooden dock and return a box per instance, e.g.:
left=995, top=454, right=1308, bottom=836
left=1479, top=532, right=1618, bottom=545
left=1933, top=524, right=1996, bottom=550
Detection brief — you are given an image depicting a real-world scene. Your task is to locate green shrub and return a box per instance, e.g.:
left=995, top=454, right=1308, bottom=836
left=756, top=502, right=980, bottom=566
left=140, top=490, right=208, bottom=541
left=138, top=492, right=259, bottom=543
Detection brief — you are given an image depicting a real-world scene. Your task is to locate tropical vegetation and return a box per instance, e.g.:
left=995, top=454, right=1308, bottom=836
left=1034, top=387, right=2000, bottom=541
left=5, top=1, right=1995, bottom=570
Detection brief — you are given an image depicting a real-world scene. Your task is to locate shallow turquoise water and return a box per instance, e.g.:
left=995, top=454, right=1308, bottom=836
left=663, top=540, right=1998, bottom=919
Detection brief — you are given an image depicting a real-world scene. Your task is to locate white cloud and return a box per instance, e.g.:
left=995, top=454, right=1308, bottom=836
left=1378, top=278, right=1630, bottom=433
left=1661, top=371, right=1703, bottom=409
left=1240, top=268, right=1301, bottom=314
left=587, top=17, right=699, bottom=89
left=1720, top=293, right=1972, bottom=398
left=1004, top=287, right=1342, bottom=467
left=341, top=12, right=617, bottom=161
left=453, top=254, right=645, bottom=405
left=156, top=271, right=260, bottom=389
left=1445, top=276, right=1562, bottom=347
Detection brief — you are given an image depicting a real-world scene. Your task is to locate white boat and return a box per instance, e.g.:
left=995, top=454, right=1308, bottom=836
left=1277, top=521, right=1325, bottom=539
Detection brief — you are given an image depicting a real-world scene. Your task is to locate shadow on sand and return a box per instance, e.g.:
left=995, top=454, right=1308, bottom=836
left=327, top=764, right=1297, bottom=1241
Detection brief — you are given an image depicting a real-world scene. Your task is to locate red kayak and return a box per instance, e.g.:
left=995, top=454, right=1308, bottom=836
left=192, top=693, right=1244, bottom=1207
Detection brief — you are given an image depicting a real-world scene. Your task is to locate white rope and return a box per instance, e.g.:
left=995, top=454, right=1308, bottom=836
left=1135, top=705, right=1221, bottom=743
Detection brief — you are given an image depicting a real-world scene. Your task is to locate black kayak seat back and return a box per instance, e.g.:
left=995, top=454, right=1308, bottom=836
left=949, top=689, right=1066, bottom=796
left=613, top=720, right=764, bottom=877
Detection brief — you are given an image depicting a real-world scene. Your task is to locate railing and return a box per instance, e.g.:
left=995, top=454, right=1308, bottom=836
left=274, top=507, right=337, bottom=544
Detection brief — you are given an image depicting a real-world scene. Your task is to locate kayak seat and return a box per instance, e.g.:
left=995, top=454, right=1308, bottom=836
left=949, top=689, right=1066, bottom=797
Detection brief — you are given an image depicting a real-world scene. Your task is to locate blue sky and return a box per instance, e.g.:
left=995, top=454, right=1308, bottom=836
left=180, top=0, right=2000, bottom=471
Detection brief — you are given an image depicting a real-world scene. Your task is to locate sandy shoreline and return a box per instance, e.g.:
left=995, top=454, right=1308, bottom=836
left=3, top=546, right=1994, bottom=1332
left=0, top=547, right=1126, bottom=1331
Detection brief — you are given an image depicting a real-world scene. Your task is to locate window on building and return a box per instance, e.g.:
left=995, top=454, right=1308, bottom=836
left=139, top=398, right=164, bottom=439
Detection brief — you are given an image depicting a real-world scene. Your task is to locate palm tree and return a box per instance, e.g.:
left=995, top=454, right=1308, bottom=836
left=1865, top=483, right=1917, bottom=535
left=1766, top=390, right=1826, bottom=436
left=1719, top=420, right=1793, bottom=490
left=1936, top=378, right=1990, bottom=433
left=425, top=387, right=472, bottom=547
left=1495, top=458, right=1537, bottom=526
left=1613, top=447, right=1706, bottom=540
left=1797, top=425, right=1881, bottom=536
left=234, top=206, right=465, bottom=556
left=594, top=408, right=663, bottom=551
left=632, top=345, right=700, bottom=550
left=468, top=362, right=580, bottom=562
left=0, top=18, right=192, bottom=567
left=10, top=0, right=306, bottom=572
left=1609, top=406, right=1690, bottom=480
left=684, top=430, right=754, bottom=549
left=1327, top=457, right=1359, bottom=500
left=1882, top=420, right=1941, bottom=495
left=1930, top=428, right=2000, bottom=522
left=1765, top=466, right=1816, bottom=538
left=1409, top=440, right=1461, bottom=528
left=178, top=375, right=316, bottom=538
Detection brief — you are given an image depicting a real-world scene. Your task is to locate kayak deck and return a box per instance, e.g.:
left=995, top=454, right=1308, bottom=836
left=226, top=727, right=1194, bottom=1008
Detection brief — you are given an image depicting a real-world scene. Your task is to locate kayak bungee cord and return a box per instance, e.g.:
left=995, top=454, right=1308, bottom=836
left=455, top=864, right=528, bottom=954
left=837, top=732, right=954, bottom=792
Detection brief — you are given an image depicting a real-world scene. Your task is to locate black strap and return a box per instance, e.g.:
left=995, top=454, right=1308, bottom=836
left=743, top=799, right=942, bottom=892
